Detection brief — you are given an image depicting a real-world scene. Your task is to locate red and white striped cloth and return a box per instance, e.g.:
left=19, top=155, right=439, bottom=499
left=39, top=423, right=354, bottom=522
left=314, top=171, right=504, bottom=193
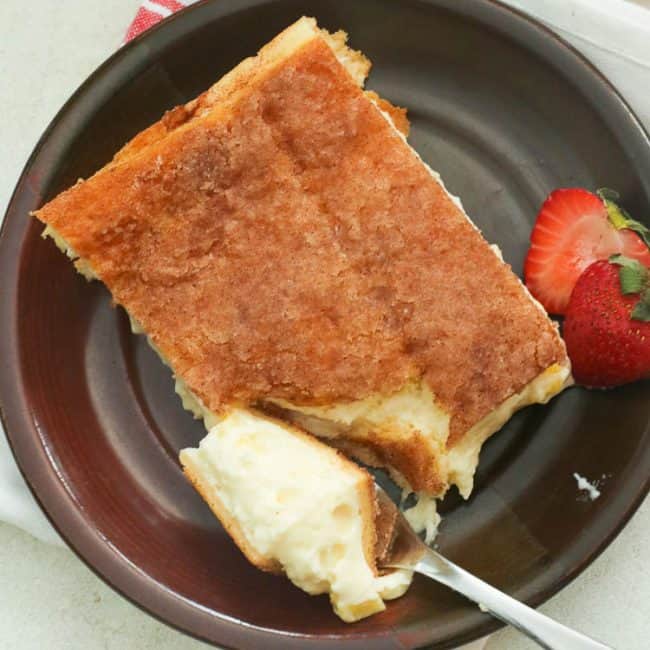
left=124, top=0, right=198, bottom=42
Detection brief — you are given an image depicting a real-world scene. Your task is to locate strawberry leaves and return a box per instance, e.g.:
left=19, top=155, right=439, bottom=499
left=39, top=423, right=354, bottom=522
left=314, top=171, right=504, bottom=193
left=598, top=191, right=650, bottom=321
left=609, top=254, right=650, bottom=322
left=598, top=188, right=650, bottom=249
left=632, top=297, right=650, bottom=322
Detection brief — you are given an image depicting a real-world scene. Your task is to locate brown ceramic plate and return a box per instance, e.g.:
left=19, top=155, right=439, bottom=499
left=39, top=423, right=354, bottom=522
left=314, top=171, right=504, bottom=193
left=1, top=0, right=649, bottom=648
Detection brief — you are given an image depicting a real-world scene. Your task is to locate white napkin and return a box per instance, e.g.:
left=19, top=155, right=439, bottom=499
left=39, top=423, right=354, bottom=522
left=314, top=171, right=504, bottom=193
left=0, top=0, right=648, bottom=636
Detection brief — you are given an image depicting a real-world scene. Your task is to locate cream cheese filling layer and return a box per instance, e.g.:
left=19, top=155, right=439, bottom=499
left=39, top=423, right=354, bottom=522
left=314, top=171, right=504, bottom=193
left=267, top=380, right=450, bottom=487
left=267, top=362, right=570, bottom=502
left=179, top=409, right=410, bottom=622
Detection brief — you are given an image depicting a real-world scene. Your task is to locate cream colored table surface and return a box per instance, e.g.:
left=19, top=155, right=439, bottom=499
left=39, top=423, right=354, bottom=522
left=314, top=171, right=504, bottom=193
left=0, top=1, right=648, bottom=648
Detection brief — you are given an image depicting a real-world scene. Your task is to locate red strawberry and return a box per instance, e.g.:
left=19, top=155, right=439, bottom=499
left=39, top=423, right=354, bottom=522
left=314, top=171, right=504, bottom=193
left=563, top=256, right=650, bottom=387
left=524, top=188, right=650, bottom=315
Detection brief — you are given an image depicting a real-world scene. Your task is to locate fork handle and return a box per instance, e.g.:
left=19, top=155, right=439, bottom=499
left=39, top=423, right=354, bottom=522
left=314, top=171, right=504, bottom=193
left=413, top=548, right=612, bottom=650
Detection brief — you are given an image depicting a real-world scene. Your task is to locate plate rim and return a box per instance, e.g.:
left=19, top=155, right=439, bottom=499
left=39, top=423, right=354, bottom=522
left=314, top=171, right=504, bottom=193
left=1, top=0, right=649, bottom=648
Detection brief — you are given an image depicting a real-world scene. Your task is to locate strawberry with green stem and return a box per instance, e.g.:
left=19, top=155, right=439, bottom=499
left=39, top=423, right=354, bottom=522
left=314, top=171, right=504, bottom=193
left=563, top=254, right=650, bottom=387
left=524, top=188, right=650, bottom=315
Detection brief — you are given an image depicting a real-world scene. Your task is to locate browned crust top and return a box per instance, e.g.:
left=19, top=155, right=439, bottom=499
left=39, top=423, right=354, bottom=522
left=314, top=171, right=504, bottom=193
left=34, top=36, right=566, bottom=443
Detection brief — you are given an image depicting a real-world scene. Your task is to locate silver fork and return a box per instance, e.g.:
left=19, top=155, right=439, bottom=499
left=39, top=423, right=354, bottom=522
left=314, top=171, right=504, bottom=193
left=375, top=486, right=612, bottom=650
